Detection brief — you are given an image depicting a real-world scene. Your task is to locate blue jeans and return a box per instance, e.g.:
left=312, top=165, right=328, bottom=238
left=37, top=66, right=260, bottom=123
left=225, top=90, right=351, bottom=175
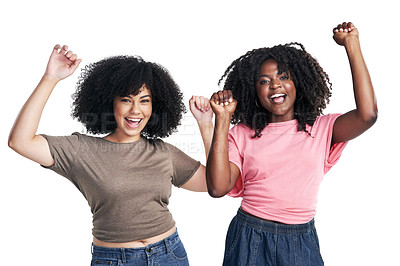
left=223, top=208, right=324, bottom=266
left=91, top=230, right=189, bottom=266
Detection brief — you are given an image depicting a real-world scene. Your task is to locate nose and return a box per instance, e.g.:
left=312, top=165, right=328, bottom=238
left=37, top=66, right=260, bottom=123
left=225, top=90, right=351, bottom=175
left=129, top=103, right=141, bottom=114
left=271, top=78, right=281, bottom=89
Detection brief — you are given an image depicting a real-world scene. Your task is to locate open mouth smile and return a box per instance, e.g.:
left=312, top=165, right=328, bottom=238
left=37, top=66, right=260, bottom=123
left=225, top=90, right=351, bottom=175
left=270, top=93, right=287, bottom=104
left=124, top=117, right=143, bottom=128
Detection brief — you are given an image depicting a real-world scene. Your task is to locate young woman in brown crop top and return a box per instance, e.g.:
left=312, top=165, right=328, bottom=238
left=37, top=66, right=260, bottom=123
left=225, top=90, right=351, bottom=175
left=8, top=44, right=214, bottom=265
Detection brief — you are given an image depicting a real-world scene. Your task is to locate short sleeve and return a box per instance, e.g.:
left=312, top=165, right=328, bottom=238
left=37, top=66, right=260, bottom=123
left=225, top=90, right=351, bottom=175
left=322, top=114, right=348, bottom=173
left=227, top=127, right=244, bottom=197
left=166, top=143, right=201, bottom=187
left=40, top=133, right=81, bottom=181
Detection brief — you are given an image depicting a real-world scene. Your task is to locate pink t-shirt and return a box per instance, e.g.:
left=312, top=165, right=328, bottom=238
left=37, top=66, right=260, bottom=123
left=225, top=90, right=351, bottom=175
left=228, top=114, right=347, bottom=224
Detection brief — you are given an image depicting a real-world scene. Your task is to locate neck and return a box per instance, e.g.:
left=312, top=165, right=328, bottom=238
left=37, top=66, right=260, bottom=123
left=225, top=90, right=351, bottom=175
left=267, top=113, right=295, bottom=123
left=104, top=132, right=141, bottom=143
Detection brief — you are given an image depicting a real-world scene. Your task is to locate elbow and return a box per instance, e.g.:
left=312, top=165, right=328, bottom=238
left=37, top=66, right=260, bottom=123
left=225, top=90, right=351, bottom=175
left=206, top=163, right=233, bottom=198
left=8, top=135, right=18, bottom=151
left=206, top=172, right=229, bottom=198
left=206, top=178, right=231, bottom=198
left=369, top=112, right=378, bottom=125
left=207, top=187, right=228, bottom=198
left=8, top=134, right=27, bottom=154
left=8, top=138, right=23, bottom=154
left=357, top=105, right=378, bottom=126
left=362, top=109, right=378, bottom=126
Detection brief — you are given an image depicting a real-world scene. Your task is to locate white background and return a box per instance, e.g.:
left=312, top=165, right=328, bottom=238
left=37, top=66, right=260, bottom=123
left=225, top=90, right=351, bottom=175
left=1, top=1, right=399, bottom=265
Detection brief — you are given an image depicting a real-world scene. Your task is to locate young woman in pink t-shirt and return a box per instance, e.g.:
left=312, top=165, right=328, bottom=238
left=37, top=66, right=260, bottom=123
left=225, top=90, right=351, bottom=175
left=203, top=22, right=377, bottom=265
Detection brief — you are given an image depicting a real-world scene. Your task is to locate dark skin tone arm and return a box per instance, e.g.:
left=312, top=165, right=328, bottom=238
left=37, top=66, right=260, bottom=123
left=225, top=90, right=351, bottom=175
left=331, top=22, right=378, bottom=144
left=207, top=90, right=239, bottom=197
left=206, top=22, right=377, bottom=198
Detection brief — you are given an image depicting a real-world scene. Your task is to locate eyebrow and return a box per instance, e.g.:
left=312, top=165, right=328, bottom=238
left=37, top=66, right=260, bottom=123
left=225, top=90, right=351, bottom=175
left=140, top=95, right=151, bottom=99
left=258, top=72, right=288, bottom=79
left=122, top=94, right=151, bottom=99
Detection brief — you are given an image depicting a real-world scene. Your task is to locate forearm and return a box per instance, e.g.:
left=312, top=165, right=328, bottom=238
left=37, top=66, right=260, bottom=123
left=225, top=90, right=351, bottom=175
left=8, top=75, right=59, bottom=148
left=206, top=115, right=233, bottom=197
left=197, top=120, right=214, bottom=159
left=345, top=37, right=378, bottom=122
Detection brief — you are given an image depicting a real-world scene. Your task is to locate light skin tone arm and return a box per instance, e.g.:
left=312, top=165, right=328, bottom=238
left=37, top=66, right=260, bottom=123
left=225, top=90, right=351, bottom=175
left=180, top=96, right=214, bottom=192
left=8, top=44, right=82, bottom=166
left=331, top=22, right=378, bottom=144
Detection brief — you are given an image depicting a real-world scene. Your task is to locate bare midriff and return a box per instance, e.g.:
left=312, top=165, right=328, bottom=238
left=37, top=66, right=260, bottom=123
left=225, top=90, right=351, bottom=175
left=93, top=226, right=176, bottom=248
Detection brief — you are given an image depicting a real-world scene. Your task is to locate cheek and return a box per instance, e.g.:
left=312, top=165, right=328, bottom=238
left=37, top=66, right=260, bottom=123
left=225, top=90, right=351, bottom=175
left=285, top=82, right=296, bottom=96
left=256, top=86, right=263, bottom=97
left=113, top=105, right=126, bottom=118
left=112, top=104, right=121, bottom=117
left=144, top=105, right=153, bottom=118
left=256, top=87, right=270, bottom=103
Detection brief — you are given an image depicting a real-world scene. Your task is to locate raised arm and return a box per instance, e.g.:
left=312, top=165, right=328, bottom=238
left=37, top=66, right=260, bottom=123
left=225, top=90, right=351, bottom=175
left=180, top=96, right=214, bottom=192
left=331, top=22, right=378, bottom=144
left=189, top=95, right=214, bottom=158
left=206, top=90, right=240, bottom=198
left=8, top=44, right=81, bottom=166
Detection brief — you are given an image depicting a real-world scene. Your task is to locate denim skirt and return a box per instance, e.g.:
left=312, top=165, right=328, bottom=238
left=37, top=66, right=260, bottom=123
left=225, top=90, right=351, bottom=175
left=223, top=208, right=324, bottom=266
left=91, top=230, right=189, bottom=266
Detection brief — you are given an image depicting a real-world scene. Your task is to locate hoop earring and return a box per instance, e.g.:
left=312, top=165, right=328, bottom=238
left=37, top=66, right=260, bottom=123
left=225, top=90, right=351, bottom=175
left=255, top=99, right=260, bottom=108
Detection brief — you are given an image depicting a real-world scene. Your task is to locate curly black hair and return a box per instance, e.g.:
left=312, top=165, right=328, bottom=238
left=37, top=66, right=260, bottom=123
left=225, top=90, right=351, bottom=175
left=219, top=42, right=332, bottom=138
left=72, top=55, right=185, bottom=139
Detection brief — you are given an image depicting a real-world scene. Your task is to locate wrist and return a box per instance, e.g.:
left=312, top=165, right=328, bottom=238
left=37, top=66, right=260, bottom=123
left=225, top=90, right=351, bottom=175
left=197, top=119, right=214, bottom=128
left=42, top=73, right=61, bottom=84
left=215, top=114, right=231, bottom=129
left=215, top=112, right=232, bottom=121
left=343, top=36, right=360, bottom=49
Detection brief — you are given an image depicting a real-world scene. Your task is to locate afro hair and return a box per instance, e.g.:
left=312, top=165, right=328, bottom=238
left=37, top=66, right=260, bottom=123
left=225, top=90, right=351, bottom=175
left=219, top=42, right=332, bottom=137
left=72, top=55, right=185, bottom=139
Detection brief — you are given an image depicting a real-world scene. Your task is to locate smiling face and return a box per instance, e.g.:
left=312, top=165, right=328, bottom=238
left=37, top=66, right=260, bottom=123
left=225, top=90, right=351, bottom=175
left=256, top=59, right=296, bottom=123
left=107, top=85, right=152, bottom=143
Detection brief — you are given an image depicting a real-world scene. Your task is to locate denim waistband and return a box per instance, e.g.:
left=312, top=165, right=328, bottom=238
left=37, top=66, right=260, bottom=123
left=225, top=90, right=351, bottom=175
left=91, top=230, right=181, bottom=260
left=237, top=208, right=315, bottom=235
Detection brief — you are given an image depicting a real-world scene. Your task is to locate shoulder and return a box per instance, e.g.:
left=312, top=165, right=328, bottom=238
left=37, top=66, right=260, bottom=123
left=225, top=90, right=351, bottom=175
left=229, top=123, right=255, bottom=142
left=156, top=139, right=181, bottom=154
left=70, top=132, right=105, bottom=144
left=147, top=137, right=165, bottom=147
left=42, top=132, right=86, bottom=145
left=71, top=132, right=86, bottom=140
left=229, top=123, right=252, bottom=136
left=309, top=114, right=342, bottom=136
left=313, top=114, right=342, bottom=127
left=143, top=138, right=171, bottom=153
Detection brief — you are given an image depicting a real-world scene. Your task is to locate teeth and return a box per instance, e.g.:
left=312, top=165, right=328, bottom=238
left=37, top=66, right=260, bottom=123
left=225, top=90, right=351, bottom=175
left=271, top=94, right=286, bottom=99
left=126, top=118, right=141, bottom=122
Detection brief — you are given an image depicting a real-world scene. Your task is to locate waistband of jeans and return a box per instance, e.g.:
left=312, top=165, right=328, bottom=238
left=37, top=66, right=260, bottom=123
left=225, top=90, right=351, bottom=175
left=91, top=229, right=181, bottom=259
left=236, top=208, right=315, bottom=235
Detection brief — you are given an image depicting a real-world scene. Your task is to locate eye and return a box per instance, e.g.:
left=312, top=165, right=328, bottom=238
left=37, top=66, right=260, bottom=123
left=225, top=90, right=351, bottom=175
left=280, top=74, right=289, bottom=80
left=141, top=99, right=151, bottom=103
left=259, top=79, right=270, bottom=85
left=121, top=98, right=131, bottom=103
